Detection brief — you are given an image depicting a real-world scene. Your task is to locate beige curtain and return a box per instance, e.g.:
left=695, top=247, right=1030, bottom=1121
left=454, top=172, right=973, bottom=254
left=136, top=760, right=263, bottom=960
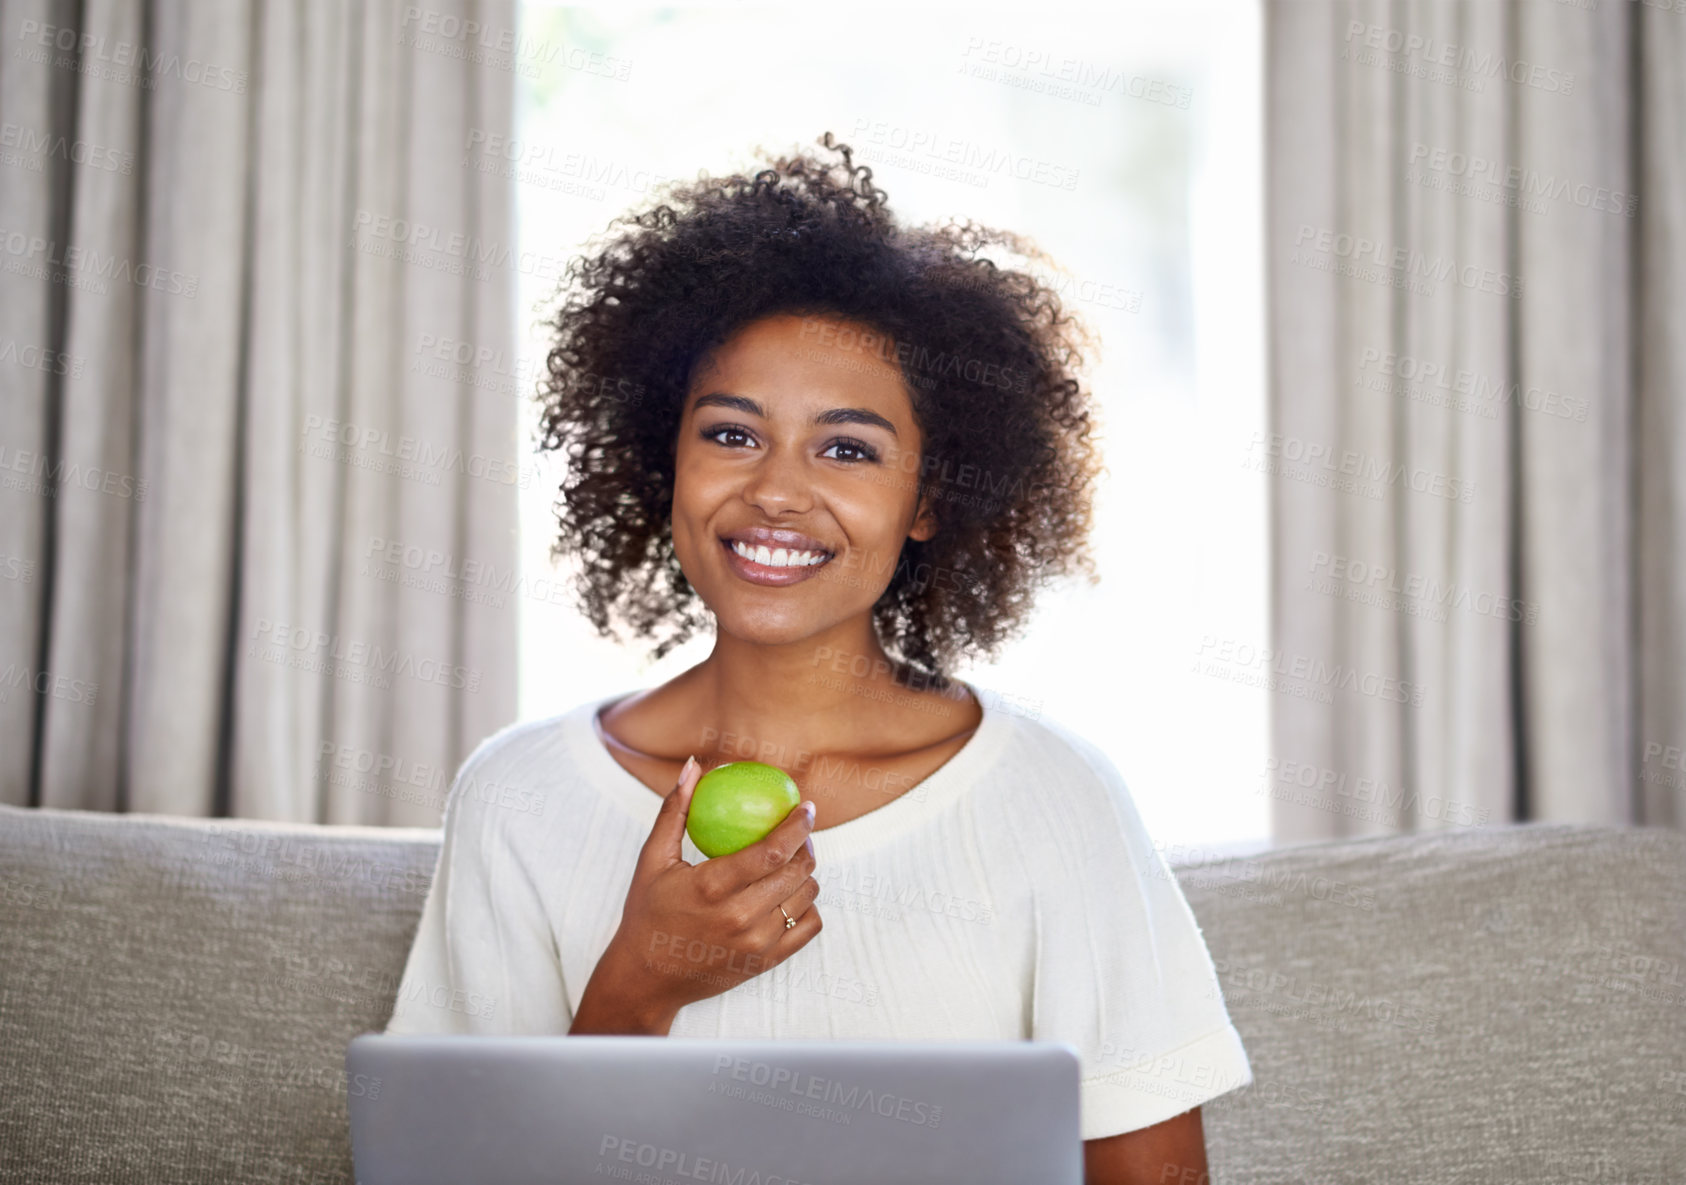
left=1263, top=0, right=1685, bottom=842
left=0, top=0, right=520, bottom=824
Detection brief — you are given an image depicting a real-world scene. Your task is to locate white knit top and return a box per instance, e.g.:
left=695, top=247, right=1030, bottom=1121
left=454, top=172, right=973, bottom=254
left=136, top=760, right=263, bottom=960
left=385, top=683, right=1254, bottom=1140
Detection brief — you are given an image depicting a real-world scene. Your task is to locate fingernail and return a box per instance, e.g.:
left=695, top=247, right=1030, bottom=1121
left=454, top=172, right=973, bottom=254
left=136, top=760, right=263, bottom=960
left=803, top=801, right=816, bottom=823
left=683, top=755, right=698, bottom=778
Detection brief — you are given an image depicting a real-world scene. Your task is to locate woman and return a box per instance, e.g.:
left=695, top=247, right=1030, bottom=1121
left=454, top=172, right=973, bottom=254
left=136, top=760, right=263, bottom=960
left=387, top=133, right=1253, bottom=1183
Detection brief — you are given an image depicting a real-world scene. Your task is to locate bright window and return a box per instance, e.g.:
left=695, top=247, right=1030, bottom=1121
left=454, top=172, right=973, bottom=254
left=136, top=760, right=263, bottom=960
left=512, top=2, right=1268, bottom=853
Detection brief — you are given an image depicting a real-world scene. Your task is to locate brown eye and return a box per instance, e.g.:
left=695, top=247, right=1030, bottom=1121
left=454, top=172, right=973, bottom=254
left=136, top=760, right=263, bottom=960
left=701, top=425, right=754, bottom=448
left=825, top=438, right=880, bottom=464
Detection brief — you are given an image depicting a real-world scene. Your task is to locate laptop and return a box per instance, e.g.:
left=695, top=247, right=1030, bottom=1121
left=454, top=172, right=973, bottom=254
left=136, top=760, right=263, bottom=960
left=346, top=1034, right=1083, bottom=1185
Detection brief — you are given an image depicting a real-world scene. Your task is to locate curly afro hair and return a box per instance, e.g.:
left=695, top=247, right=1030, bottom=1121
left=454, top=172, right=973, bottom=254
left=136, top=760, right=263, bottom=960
left=535, top=131, right=1106, bottom=687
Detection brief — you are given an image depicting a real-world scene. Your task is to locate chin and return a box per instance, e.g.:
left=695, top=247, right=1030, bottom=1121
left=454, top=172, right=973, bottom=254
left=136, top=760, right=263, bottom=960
left=711, top=605, right=839, bottom=648
left=719, top=615, right=824, bottom=645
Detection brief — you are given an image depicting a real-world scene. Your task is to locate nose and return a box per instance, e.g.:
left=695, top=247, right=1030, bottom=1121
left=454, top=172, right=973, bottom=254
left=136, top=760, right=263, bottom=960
left=739, top=441, right=815, bottom=516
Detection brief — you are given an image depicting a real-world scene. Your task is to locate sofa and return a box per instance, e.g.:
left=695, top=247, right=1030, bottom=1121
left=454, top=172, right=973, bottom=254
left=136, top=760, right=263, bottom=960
left=2, top=802, right=1682, bottom=1183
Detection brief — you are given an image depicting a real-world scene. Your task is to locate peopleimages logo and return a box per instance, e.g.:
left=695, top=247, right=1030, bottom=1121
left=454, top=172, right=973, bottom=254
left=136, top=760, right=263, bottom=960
left=709, top=1056, right=943, bottom=1128
left=15, top=19, right=249, bottom=93
left=1309, top=550, right=1537, bottom=625
left=250, top=618, right=480, bottom=692
left=0, top=226, right=198, bottom=298
left=1246, top=430, right=1476, bottom=503
left=1262, top=756, right=1490, bottom=828
left=957, top=37, right=1193, bottom=109
left=349, top=208, right=566, bottom=283
left=1196, top=634, right=1425, bottom=708
left=0, top=663, right=97, bottom=706
left=0, top=122, right=133, bottom=174
left=1341, top=20, right=1574, bottom=95
left=1407, top=143, right=1636, bottom=219
left=850, top=119, right=1081, bottom=192
left=398, top=6, right=632, bottom=81
left=392, top=975, right=495, bottom=1020
left=0, top=338, right=83, bottom=378
left=596, top=1136, right=815, bottom=1185
left=1293, top=224, right=1522, bottom=298
left=299, top=415, right=534, bottom=489
left=316, top=740, right=546, bottom=816
left=796, top=314, right=1030, bottom=394
left=0, top=445, right=146, bottom=502
left=1356, top=347, right=1589, bottom=422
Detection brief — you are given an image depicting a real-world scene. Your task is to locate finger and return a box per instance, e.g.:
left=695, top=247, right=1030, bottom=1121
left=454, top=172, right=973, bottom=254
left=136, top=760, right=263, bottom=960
left=637, top=756, right=701, bottom=876
left=777, top=875, right=822, bottom=926
left=708, top=798, right=816, bottom=893
left=746, top=893, right=825, bottom=969
left=738, top=834, right=818, bottom=916
left=771, top=902, right=823, bottom=958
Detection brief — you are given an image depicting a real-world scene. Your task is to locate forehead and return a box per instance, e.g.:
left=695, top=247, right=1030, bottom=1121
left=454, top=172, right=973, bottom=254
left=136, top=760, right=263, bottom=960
left=685, top=313, right=913, bottom=421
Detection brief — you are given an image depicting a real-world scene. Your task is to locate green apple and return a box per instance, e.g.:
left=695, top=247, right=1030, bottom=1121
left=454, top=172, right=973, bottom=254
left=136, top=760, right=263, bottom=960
left=686, top=761, right=802, bottom=858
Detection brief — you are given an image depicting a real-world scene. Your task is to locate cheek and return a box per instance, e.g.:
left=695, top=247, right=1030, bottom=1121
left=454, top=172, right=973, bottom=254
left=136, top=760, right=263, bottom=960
left=871, top=456, right=924, bottom=509
left=836, top=493, right=916, bottom=567
left=671, top=449, right=719, bottom=508
left=673, top=446, right=734, bottom=496
left=668, top=460, right=738, bottom=559
left=667, top=466, right=705, bottom=553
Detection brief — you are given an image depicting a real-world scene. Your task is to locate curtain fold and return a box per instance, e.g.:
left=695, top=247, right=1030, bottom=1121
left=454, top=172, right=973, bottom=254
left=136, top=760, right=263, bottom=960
left=1636, top=5, right=1686, bottom=825
left=0, top=0, right=520, bottom=824
left=1264, top=0, right=1685, bottom=841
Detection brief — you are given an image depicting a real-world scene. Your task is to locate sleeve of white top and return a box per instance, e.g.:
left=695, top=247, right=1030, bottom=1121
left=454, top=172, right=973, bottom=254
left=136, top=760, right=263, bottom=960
left=383, top=737, right=572, bottom=1035
left=1029, top=736, right=1253, bottom=1141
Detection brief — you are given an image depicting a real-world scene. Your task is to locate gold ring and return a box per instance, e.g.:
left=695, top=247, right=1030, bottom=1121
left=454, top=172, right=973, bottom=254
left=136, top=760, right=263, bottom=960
left=778, top=905, right=796, bottom=930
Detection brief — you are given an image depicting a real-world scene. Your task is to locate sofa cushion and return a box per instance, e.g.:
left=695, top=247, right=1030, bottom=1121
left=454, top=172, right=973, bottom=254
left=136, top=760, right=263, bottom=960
left=0, top=804, right=439, bottom=1183
left=1183, top=821, right=1686, bottom=1183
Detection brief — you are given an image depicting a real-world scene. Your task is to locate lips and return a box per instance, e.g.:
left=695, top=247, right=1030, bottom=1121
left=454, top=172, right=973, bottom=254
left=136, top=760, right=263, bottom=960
left=718, top=536, right=835, bottom=587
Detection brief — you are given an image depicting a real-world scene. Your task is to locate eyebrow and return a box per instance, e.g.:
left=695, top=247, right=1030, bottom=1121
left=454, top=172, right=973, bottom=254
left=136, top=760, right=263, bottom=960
left=690, top=392, right=899, bottom=439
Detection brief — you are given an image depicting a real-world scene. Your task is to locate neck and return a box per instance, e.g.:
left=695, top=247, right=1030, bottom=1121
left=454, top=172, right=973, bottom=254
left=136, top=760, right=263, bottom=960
left=673, top=619, right=964, bottom=757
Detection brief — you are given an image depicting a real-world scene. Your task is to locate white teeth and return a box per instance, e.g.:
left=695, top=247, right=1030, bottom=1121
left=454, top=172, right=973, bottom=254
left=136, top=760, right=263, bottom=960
left=731, top=540, right=829, bottom=568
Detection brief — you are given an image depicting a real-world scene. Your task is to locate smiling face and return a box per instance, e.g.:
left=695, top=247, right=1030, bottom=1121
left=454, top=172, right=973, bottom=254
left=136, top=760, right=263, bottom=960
left=670, top=312, right=937, bottom=647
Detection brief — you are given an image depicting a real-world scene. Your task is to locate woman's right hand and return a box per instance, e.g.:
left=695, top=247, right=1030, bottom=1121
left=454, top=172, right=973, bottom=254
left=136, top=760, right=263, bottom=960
left=572, top=756, right=822, bottom=1035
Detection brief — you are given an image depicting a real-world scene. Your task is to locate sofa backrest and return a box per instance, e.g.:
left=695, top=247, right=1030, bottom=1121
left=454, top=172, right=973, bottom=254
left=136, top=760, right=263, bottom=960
left=2, top=804, right=1683, bottom=1182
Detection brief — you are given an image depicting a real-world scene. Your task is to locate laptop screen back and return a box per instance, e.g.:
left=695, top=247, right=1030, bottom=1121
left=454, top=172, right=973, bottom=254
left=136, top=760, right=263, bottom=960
left=346, top=1035, right=1082, bottom=1185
